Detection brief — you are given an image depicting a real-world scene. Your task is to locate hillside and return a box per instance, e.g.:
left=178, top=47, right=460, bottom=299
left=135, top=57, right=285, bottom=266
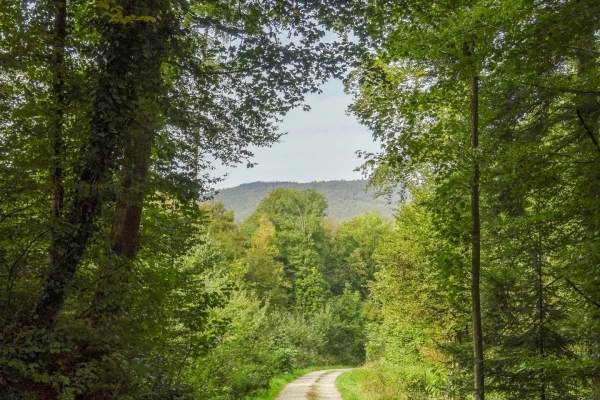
left=209, top=180, right=399, bottom=221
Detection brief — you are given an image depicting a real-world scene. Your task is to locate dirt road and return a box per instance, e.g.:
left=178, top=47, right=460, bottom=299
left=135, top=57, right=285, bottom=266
left=275, top=369, right=350, bottom=400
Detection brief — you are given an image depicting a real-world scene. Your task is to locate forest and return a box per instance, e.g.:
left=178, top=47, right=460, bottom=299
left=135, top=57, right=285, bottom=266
left=2, top=0, right=600, bottom=399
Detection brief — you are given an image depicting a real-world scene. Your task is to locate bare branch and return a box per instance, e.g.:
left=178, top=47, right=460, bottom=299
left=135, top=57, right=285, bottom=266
left=565, top=277, right=600, bottom=309
left=576, top=108, right=600, bottom=155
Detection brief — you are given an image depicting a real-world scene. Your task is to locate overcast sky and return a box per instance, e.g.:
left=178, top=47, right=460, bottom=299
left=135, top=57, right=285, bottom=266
left=212, top=79, right=381, bottom=189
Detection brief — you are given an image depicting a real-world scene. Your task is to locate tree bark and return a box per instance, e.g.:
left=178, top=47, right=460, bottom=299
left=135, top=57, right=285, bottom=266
left=111, top=126, right=154, bottom=258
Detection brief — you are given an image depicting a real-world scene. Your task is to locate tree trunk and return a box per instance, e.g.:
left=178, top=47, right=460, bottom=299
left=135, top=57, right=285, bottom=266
left=470, top=72, right=485, bottom=400
left=49, top=0, right=66, bottom=222
left=89, top=124, right=155, bottom=324
left=87, top=25, right=165, bottom=326
left=111, top=126, right=154, bottom=258
left=46, top=0, right=67, bottom=326
left=35, top=19, right=157, bottom=327
left=534, top=214, right=546, bottom=400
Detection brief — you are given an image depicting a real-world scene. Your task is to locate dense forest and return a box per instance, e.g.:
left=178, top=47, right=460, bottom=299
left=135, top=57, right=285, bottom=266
left=210, top=180, right=398, bottom=221
left=2, top=0, right=600, bottom=399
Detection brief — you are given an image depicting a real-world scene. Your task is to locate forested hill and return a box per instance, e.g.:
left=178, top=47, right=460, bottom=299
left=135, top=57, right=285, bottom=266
left=210, top=180, right=398, bottom=221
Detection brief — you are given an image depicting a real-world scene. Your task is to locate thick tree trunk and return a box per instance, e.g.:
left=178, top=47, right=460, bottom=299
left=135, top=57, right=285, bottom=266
left=470, top=73, right=485, bottom=400
left=88, top=125, right=155, bottom=324
left=111, top=127, right=154, bottom=258
left=88, top=30, right=164, bottom=326
left=35, top=20, right=153, bottom=327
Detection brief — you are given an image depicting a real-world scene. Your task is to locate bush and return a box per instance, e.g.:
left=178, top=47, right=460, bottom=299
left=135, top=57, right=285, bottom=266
left=188, top=291, right=281, bottom=400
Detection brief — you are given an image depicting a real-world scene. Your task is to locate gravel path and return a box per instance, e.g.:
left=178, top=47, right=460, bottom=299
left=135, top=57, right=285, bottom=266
left=276, top=369, right=351, bottom=400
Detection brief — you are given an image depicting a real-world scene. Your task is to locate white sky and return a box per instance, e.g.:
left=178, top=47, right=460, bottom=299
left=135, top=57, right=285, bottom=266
left=212, top=78, right=381, bottom=189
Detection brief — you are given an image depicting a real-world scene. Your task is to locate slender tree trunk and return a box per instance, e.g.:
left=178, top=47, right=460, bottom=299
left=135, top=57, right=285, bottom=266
left=537, top=252, right=545, bottom=400
left=533, top=212, right=546, bottom=400
left=49, top=0, right=66, bottom=222
left=470, top=72, right=485, bottom=400
left=36, top=0, right=71, bottom=327
left=45, top=0, right=67, bottom=326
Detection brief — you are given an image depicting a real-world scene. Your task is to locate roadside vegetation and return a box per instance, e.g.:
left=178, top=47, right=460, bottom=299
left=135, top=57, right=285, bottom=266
left=335, top=369, right=364, bottom=400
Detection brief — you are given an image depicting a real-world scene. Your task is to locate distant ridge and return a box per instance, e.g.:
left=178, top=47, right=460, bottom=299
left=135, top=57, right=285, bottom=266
left=209, top=180, right=398, bottom=222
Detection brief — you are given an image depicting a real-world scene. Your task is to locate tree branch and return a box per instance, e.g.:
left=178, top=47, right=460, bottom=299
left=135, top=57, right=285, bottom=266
left=519, top=81, right=600, bottom=95
left=570, top=46, right=600, bottom=56
left=576, top=108, right=600, bottom=155
left=565, top=277, right=600, bottom=309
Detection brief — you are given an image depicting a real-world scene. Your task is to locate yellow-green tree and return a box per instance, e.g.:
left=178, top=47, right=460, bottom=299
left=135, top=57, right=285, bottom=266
left=238, top=215, right=288, bottom=306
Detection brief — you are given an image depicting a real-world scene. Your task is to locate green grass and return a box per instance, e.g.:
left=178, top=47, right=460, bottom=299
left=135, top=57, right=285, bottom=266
left=335, top=368, right=367, bottom=400
left=337, top=365, right=510, bottom=400
left=244, top=365, right=350, bottom=400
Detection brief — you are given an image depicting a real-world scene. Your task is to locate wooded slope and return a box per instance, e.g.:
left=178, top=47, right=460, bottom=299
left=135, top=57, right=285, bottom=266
left=210, top=180, right=397, bottom=221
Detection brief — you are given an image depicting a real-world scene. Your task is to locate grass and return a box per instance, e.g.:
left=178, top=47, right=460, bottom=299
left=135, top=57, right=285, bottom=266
left=336, top=365, right=509, bottom=400
left=244, top=365, right=350, bottom=400
left=335, top=368, right=367, bottom=400
left=336, top=363, right=444, bottom=400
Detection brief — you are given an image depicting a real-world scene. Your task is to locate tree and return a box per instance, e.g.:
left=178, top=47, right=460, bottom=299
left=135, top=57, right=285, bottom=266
left=0, top=0, right=355, bottom=396
left=238, top=215, right=288, bottom=306
left=294, top=267, right=330, bottom=313
left=347, top=2, right=496, bottom=396
left=366, top=187, right=456, bottom=399
left=325, top=212, right=392, bottom=296
left=348, top=0, right=600, bottom=398
left=242, top=188, right=330, bottom=306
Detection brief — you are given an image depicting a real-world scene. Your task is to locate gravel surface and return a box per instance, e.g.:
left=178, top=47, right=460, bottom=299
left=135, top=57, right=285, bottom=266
left=276, top=369, right=351, bottom=400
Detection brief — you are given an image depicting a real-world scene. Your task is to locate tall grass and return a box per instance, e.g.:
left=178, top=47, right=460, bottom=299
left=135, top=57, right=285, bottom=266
left=335, top=362, right=446, bottom=400
left=335, top=368, right=365, bottom=400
